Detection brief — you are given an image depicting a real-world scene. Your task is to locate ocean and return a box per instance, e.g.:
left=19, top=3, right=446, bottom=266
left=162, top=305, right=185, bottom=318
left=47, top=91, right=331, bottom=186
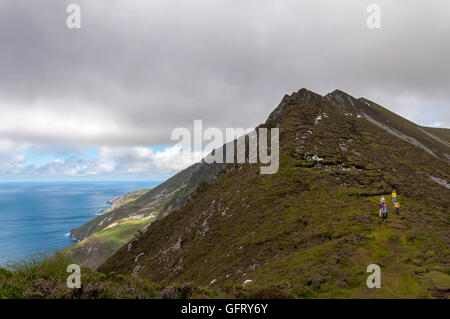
left=0, top=181, right=160, bottom=266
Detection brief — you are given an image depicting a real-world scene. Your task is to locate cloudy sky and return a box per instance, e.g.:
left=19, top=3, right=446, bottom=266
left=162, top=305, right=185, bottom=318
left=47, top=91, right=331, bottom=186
left=0, top=0, right=449, bottom=181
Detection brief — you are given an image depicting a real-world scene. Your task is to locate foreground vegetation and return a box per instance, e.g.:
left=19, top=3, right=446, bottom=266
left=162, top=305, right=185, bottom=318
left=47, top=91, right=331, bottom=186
left=0, top=252, right=221, bottom=299
left=0, top=252, right=155, bottom=299
left=0, top=253, right=297, bottom=299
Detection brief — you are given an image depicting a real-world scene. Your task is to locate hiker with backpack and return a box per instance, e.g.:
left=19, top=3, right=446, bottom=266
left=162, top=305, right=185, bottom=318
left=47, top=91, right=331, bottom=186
left=395, top=201, right=400, bottom=215
left=379, top=197, right=384, bottom=218
left=382, top=202, right=388, bottom=221
left=379, top=197, right=388, bottom=221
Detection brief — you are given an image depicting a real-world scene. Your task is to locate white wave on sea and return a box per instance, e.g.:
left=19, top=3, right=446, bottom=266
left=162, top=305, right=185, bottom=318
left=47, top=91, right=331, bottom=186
left=94, top=208, right=106, bottom=215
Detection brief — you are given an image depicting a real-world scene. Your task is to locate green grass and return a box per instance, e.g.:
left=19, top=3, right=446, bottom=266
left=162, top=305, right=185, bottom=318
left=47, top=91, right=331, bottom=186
left=64, top=217, right=157, bottom=269
left=91, top=219, right=153, bottom=251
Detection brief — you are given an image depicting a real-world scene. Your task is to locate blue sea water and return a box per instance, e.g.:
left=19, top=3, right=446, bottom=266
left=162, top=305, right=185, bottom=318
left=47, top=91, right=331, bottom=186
left=0, top=181, right=160, bottom=266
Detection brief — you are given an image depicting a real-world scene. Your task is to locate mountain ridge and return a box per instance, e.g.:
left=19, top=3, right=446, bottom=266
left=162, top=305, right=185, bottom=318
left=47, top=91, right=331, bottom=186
left=98, top=88, right=449, bottom=298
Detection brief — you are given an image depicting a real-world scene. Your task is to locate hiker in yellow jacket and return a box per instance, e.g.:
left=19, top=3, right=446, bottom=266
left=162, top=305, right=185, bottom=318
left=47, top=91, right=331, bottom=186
left=391, top=190, right=397, bottom=204
left=394, top=201, right=400, bottom=215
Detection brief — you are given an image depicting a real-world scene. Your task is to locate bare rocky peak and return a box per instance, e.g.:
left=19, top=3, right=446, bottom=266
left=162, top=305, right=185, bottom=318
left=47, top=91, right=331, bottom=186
left=325, top=89, right=356, bottom=105
left=266, top=88, right=323, bottom=125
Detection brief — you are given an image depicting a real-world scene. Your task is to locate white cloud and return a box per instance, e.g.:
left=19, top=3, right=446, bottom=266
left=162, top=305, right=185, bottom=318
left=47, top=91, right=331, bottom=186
left=0, top=138, right=29, bottom=174
left=95, top=144, right=200, bottom=176
left=0, top=143, right=200, bottom=179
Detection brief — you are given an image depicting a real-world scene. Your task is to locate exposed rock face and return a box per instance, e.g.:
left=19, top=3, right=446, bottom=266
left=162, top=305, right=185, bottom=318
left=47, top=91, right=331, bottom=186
left=99, top=89, right=449, bottom=298
left=267, top=89, right=322, bottom=126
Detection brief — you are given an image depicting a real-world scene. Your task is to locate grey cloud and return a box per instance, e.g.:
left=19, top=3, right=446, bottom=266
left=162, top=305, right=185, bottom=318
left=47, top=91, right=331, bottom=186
left=0, top=0, right=449, bottom=151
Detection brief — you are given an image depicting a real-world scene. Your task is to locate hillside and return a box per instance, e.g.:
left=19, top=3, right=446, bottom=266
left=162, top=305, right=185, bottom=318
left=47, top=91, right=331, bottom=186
left=99, top=89, right=449, bottom=298
left=70, top=162, right=225, bottom=242
left=325, top=90, right=449, bottom=161
left=420, top=127, right=450, bottom=145
left=64, top=218, right=155, bottom=269
left=65, top=161, right=225, bottom=269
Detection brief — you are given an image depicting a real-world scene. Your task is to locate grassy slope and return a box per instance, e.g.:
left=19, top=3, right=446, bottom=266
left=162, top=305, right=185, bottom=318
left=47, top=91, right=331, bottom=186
left=71, top=162, right=224, bottom=241
left=357, top=97, right=449, bottom=159
left=100, top=90, right=449, bottom=298
left=64, top=218, right=156, bottom=269
left=64, top=189, right=156, bottom=269
left=0, top=252, right=215, bottom=299
left=421, top=127, right=450, bottom=144
left=91, top=219, right=151, bottom=251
